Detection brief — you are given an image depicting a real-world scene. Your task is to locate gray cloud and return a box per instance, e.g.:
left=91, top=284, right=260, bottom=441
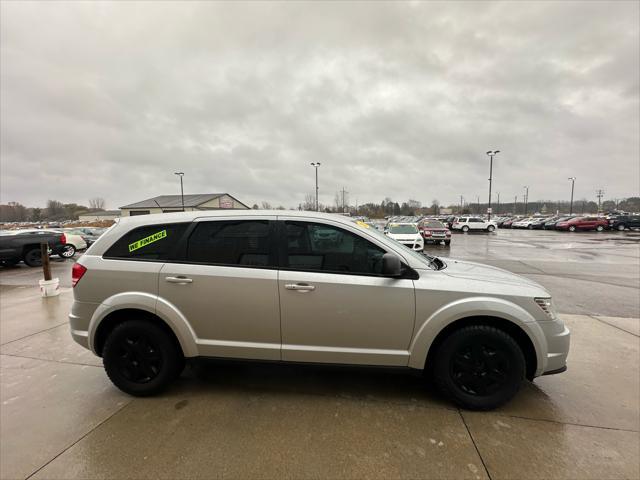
left=1, top=1, right=638, bottom=209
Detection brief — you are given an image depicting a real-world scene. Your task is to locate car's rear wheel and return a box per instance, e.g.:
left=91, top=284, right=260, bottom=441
left=527, top=224, right=534, bottom=230
left=103, top=320, right=182, bottom=396
left=433, top=325, right=525, bottom=410
left=23, top=248, right=42, bottom=267
left=462, top=226, right=469, bottom=233
left=569, top=225, right=576, bottom=232
left=487, top=225, right=495, bottom=232
left=617, top=224, right=625, bottom=231
left=596, top=225, right=604, bottom=232
left=59, top=245, right=76, bottom=258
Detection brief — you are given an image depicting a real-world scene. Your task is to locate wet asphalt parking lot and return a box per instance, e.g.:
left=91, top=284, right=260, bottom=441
left=1, top=228, right=638, bottom=479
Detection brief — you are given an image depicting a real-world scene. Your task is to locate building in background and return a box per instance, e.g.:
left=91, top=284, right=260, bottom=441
left=119, top=193, right=249, bottom=217
left=77, top=210, right=121, bottom=222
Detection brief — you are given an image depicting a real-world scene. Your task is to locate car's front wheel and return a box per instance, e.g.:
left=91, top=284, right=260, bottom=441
left=487, top=225, right=495, bottom=232
left=462, top=226, right=469, bottom=233
left=569, top=225, right=576, bottom=232
left=617, top=224, right=625, bottom=231
left=596, top=225, right=604, bottom=232
left=433, top=325, right=525, bottom=410
left=103, top=320, right=182, bottom=396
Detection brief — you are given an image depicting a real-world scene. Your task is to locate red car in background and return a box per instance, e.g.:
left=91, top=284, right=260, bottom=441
left=555, top=216, right=608, bottom=232
left=418, top=219, right=452, bottom=245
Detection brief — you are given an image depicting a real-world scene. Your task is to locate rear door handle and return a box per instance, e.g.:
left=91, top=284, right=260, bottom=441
left=165, top=276, right=193, bottom=284
left=284, top=283, right=316, bottom=292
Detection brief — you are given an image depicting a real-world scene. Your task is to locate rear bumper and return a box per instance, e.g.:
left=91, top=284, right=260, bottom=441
left=68, top=300, right=100, bottom=352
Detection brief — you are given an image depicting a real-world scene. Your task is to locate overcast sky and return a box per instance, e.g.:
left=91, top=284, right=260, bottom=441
left=1, top=1, right=638, bottom=209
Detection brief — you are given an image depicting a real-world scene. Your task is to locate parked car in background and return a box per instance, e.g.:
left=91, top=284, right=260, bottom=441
left=418, top=219, right=451, bottom=246
left=0, top=230, right=68, bottom=266
left=608, top=215, right=640, bottom=231
left=500, top=217, right=517, bottom=229
left=451, top=217, right=497, bottom=232
left=19, top=229, right=87, bottom=257
left=512, top=217, right=535, bottom=229
left=64, top=227, right=106, bottom=247
left=555, top=216, right=608, bottom=232
left=69, top=210, right=569, bottom=410
left=543, top=216, right=573, bottom=230
left=385, top=223, right=424, bottom=251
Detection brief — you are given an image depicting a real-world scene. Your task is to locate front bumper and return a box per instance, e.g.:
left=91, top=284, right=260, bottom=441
left=538, top=319, right=571, bottom=375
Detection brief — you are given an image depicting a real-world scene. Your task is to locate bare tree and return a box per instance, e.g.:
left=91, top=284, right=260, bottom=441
left=261, top=201, right=272, bottom=209
left=302, top=193, right=316, bottom=211
left=89, top=197, right=105, bottom=210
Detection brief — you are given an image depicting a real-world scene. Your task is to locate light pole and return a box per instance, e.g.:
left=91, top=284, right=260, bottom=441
left=476, top=195, right=480, bottom=215
left=174, top=172, right=184, bottom=211
left=568, top=177, right=576, bottom=214
left=460, top=195, right=464, bottom=214
left=496, top=192, right=500, bottom=214
left=523, top=186, right=529, bottom=215
left=486, top=150, right=500, bottom=220
left=514, top=195, right=517, bottom=215
left=310, top=162, right=321, bottom=211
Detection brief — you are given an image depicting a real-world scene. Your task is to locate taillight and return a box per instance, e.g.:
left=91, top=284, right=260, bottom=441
left=72, top=263, right=87, bottom=287
left=60, top=233, right=67, bottom=245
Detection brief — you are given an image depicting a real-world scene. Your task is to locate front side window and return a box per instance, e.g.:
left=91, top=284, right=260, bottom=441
left=283, top=221, right=385, bottom=275
left=186, top=220, right=273, bottom=267
left=104, top=223, right=188, bottom=260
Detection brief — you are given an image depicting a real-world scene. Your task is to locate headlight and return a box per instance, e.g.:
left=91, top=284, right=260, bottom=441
left=535, top=297, right=556, bottom=319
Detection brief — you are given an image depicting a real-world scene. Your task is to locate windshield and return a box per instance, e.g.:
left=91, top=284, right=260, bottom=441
left=389, top=224, right=418, bottom=234
left=423, top=221, right=445, bottom=228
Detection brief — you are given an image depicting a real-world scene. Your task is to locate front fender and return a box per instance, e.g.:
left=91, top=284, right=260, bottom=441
left=88, top=292, right=198, bottom=357
left=407, top=296, right=546, bottom=373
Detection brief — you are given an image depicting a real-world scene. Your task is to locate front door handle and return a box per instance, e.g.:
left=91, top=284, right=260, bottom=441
left=284, top=283, right=316, bottom=292
left=165, top=276, right=193, bottom=284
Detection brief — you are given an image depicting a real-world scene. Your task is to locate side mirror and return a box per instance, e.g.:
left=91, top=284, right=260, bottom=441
left=382, top=253, right=402, bottom=277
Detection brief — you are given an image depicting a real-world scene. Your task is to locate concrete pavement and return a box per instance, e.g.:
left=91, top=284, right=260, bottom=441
left=1, top=229, right=638, bottom=479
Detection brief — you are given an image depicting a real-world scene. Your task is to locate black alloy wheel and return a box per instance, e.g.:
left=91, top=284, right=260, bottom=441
left=433, top=325, right=525, bottom=410
left=103, top=320, right=182, bottom=396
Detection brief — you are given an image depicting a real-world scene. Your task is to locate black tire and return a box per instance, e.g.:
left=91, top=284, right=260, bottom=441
left=23, top=248, right=42, bottom=267
left=433, top=325, right=525, bottom=410
left=102, top=320, right=182, bottom=396
left=444, top=240, right=451, bottom=246
left=617, top=224, right=625, bottom=231
left=569, top=225, right=576, bottom=232
left=527, top=224, right=533, bottom=230
left=462, top=226, right=469, bottom=233
left=59, top=244, right=76, bottom=258
left=487, top=225, right=495, bottom=232
left=596, top=225, right=604, bottom=232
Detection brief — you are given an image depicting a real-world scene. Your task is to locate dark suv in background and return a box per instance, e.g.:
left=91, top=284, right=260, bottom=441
left=609, top=215, right=640, bottom=231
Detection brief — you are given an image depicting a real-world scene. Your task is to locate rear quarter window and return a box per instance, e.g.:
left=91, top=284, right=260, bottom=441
left=104, top=223, right=189, bottom=261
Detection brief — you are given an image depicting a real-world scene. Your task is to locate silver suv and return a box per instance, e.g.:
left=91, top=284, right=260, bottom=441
left=69, top=211, right=569, bottom=410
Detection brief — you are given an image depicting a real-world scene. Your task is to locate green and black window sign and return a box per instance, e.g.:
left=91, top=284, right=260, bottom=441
left=128, top=230, right=167, bottom=252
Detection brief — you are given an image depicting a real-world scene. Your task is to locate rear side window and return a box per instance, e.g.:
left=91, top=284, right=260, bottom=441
left=104, top=223, right=188, bottom=261
left=186, top=220, right=274, bottom=267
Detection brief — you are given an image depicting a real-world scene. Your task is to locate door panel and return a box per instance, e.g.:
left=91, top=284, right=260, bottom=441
left=157, top=218, right=281, bottom=360
left=277, top=219, right=416, bottom=366
left=279, top=271, right=415, bottom=365
left=159, top=263, right=281, bottom=360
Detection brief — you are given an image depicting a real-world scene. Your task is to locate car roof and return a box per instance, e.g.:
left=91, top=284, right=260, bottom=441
left=114, top=210, right=366, bottom=230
